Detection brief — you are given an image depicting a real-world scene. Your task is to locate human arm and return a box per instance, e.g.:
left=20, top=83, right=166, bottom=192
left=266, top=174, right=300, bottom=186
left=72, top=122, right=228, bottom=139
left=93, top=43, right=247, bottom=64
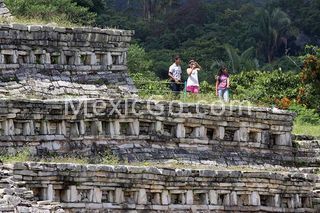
left=168, top=71, right=180, bottom=83
left=187, top=68, right=193, bottom=76
left=215, top=79, right=219, bottom=96
left=227, top=77, right=230, bottom=88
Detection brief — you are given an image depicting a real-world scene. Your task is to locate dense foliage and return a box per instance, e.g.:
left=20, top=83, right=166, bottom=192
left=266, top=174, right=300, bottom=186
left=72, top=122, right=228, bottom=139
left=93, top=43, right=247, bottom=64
left=75, top=0, right=319, bottom=79
left=6, top=0, right=319, bottom=75
left=5, top=0, right=96, bottom=25
left=298, top=46, right=320, bottom=110
left=231, top=70, right=301, bottom=105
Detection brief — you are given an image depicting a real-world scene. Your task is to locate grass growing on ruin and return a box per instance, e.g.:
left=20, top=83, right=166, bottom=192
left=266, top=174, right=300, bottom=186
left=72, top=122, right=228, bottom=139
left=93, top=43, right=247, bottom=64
left=0, top=150, right=31, bottom=163
left=140, top=93, right=259, bottom=107
left=101, top=153, right=120, bottom=165
left=0, top=150, right=295, bottom=173
left=0, top=150, right=89, bottom=164
left=293, top=123, right=320, bottom=138
left=39, top=156, right=89, bottom=165
left=0, top=16, right=79, bottom=28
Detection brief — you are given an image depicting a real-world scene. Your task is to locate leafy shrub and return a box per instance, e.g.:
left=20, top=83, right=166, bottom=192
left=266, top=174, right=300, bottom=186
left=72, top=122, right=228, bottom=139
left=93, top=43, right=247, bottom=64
left=289, top=103, right=320, bottom=125
left=131, top=72, right=171, bottom=97
left=128, top=44, right=172, bottom=97
left=230, top=70, right=301, bottom=105
left=298, top=45, right=320, bottom=110
left=128, top=44, right=153, bottom=74
left=199, top=80, right=215, bottom=94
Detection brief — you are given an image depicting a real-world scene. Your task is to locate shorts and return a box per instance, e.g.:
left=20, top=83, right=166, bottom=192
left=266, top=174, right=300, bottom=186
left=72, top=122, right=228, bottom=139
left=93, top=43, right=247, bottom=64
left=186, top=85, right=200, bottom=94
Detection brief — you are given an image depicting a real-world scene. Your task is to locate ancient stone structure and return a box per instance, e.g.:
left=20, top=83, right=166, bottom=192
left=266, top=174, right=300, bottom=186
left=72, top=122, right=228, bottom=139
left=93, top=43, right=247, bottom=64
left=0, top=6, right=319, bottom=212
left=7, top=162, right=318, bottom=212
left=0, top=99, right=295, bottom=166
left=0, top=163, right=64, bottom=212
left=0, top=24, right=135, bottom=98
left=0, top=1, right=11, bottom=17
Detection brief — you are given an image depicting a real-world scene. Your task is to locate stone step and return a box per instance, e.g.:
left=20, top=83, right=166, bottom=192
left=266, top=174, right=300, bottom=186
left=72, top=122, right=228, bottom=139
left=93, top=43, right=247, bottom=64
left=313, top=198, right=320, bottom=203
left=298, top=167, right=320, bottom=174
left=293, top=135, right=316, bottom=141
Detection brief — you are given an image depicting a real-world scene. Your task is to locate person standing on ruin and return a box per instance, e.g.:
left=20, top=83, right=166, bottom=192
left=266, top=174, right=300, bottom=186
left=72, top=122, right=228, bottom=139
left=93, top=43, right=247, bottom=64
left=168, top=55, right=182, bottom=95
left=215, top=66, right=230, bottom=102
left=186, top=60, right=201, bottom=94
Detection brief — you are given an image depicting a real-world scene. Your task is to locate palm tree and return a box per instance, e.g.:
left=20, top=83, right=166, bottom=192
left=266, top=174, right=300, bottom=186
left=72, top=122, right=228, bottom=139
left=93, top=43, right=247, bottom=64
left=254, top=8, right=291, bottom=63
left=215, top=45, right=259, bottom=73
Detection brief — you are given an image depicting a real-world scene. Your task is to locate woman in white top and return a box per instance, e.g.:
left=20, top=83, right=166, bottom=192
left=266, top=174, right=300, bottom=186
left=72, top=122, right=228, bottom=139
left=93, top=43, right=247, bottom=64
left=186, top=60, right=201, bottom=93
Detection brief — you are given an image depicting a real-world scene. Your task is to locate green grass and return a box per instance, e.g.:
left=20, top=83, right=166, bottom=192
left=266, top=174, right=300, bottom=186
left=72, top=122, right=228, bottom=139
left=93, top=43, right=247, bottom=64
left=39, top=156, right=88, bottom=164
left=101, top=150, right=120, bottom=165
left=0, top=150, right=30, bottom=163
left=293, top=123, right=320, bottom=138
left=0, top=150, right=295, bottom=172
left=0, top=16, right=79, bottom=28
left=139, top=92, right=259, bottom=107
left=0, top=149, right=120, bottom=165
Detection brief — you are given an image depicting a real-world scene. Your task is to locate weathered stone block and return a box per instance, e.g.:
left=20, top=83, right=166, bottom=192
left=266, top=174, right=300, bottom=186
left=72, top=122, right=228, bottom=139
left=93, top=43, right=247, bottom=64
left=137, top=189, right=147, bottom=205
left=249, top=192, right=260, bottom=206
left=230, top=191, right=237, bottom=206
left=176, top=123, right=185, bottom=138
left=161, top=190, right=170, bottom=205
left=186, top=190, right=193, bottom=205
left=115, top=188, right=124, bottom=204
left=209, top=190, right=218, bottom=205
left=90, top=188, right=102, bottom=203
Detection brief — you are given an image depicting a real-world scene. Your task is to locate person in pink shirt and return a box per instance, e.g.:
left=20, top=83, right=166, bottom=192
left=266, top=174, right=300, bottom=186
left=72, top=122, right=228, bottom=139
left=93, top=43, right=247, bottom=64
left=215, top=67, right=230, bottom=102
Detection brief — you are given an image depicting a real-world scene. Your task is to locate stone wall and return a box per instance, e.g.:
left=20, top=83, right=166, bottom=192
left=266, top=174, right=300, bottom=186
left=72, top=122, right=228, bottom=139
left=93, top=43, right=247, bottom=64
left=0, top=24, right=135, bottom=97
left=294, top=137, right=320, bottom=167
left=11, top=162, right=318, bottom=212
left=0, top=0, right=11, bottom=17
left=0, top=163, right=64, bottom=212
left=0, top=98, right=295, bottom=166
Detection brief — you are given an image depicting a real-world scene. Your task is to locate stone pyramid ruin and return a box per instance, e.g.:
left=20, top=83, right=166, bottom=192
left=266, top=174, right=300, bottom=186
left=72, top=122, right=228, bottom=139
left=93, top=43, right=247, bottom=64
left=0, top=4, right=319, bottom=213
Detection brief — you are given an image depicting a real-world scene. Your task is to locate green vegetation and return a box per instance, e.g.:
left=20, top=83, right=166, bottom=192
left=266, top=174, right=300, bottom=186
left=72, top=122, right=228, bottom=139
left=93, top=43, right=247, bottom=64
left=231, top=70, right=300, bottom=105
left=5, top=0, right=96, bottom=26
left=0, top=149, right=30, bottom=163
left=293, top=124, right=320, bottom=138
left=101, top=150, right=120, bottom=165
left=5, top=0, right=320, bottom=74
left=290, top=103, right=320, bottom=137
left=0, top=149, right=121, bottom=165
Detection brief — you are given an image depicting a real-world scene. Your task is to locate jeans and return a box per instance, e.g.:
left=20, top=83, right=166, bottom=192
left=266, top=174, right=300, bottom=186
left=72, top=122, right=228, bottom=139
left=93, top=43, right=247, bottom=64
left=170, top=81, right=182, bottom=95
left=218, top=88, right=229, bottom=102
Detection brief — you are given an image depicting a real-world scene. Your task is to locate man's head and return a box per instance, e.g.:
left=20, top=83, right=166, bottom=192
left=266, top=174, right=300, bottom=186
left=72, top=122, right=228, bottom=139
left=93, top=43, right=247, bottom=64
left=174, top=55, right=181, bottom=65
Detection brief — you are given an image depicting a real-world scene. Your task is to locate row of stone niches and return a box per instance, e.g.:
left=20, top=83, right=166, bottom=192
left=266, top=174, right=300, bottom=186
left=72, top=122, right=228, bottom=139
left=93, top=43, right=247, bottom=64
left=0, top=119, right=291, bottom=146
left=35, top=185, right=312, bottom=209
left=0, top=49, right=125, bottom=66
